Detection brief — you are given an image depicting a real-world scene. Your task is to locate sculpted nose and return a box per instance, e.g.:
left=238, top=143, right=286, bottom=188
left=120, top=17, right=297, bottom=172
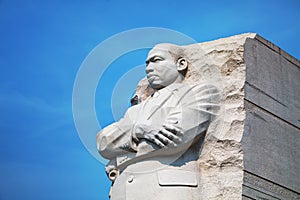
left=146, top=66, right=154, bottom=74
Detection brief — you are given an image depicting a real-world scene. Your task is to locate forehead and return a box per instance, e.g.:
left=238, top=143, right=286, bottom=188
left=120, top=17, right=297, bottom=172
left=147, top=47, right=172, bottom=60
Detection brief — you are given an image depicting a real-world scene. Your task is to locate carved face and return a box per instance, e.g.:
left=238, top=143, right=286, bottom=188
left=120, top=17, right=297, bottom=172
left=145, top=47, right=182, bottom=90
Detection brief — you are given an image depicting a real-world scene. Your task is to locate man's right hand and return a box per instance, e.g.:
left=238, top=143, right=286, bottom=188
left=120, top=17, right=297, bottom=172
left=133, top=124, right=183, bottom=148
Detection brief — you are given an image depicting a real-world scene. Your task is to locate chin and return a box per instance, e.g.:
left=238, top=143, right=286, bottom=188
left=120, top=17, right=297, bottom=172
left=149, top=84, right=162, bottom=90
left=147, top=78, right=169, bottom=90
left=149, top=82, right=164, bottom=90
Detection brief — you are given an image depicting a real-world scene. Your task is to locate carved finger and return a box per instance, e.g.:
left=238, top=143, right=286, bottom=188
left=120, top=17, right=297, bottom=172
left=163, top=124, right=184, bottom=136
left=145, top=135, right=165, bottom=148
left=160, top=128, right=182, bottom=143
left=156, top=132, right=177, bottom=147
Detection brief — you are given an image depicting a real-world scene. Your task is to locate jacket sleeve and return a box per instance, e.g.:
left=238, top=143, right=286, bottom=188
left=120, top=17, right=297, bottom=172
left=131, top=83, right=221, bottom=158
left=96, top=106, right=138, bottom=160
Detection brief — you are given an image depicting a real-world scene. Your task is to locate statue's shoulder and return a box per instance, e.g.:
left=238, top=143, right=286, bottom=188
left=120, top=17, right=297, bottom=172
left=167, top=82, right=220, bottom=107
left=168, top=82, right=217, bottom=96
left=165, top=83, right=194, bottom=93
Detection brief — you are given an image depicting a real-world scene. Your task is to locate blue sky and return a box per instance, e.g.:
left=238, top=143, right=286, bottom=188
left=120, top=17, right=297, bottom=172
left=0, top=0, right=299, bottom=199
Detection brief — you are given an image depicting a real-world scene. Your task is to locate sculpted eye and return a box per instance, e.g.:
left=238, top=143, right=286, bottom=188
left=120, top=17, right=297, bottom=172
left=146, top=56, right=164, bottom=65
left=152, top=56, right=164, bottom=62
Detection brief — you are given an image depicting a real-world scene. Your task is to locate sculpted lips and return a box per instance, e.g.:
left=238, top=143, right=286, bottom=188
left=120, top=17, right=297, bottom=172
left=147, top=74, right=158, bottom=82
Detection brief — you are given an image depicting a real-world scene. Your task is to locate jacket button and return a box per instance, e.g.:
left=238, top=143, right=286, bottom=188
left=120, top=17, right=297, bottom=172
left=128, top=176, right=134, bottom=183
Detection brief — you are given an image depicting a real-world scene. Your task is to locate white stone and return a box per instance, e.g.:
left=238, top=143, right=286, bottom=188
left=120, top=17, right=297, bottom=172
left=97, top=33, right=300, bottom=199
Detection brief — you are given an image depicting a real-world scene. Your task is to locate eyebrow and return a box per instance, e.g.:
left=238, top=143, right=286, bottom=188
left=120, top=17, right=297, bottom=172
left=145, top=55, right=163, bottom=65
left=145, top=57, right=152, bottom=65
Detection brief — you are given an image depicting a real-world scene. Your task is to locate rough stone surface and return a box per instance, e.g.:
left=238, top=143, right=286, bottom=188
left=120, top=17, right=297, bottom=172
left=133, top=33, right=300, bottom=199
left=182, top=34, right=252, bottom=199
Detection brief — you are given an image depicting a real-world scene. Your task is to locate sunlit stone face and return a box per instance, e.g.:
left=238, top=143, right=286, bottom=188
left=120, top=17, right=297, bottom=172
left=145, top=46, right=181, bottom=90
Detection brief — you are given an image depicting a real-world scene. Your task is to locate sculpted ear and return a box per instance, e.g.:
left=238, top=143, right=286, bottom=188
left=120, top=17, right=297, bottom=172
left=176, top=58, right=188, bottom=71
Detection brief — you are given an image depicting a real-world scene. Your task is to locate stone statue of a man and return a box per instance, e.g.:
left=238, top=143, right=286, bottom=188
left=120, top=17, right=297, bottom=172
left=97, top=43, right=220, bottom=200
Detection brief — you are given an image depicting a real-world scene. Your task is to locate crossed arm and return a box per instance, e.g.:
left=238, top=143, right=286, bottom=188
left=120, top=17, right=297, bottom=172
left=96, top=107, right=183, bottom=160
left=97, top=84, right=220, bottom=161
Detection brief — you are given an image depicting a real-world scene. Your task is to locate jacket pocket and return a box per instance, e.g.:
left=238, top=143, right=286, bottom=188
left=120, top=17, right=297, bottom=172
left=157, top=169, right=198, bottom=187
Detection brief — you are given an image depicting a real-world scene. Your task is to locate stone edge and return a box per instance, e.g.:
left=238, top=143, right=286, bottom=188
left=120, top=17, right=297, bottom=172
left=212, top=33, right=300, bottom=67
left=253, top=34, right=300, bottom=68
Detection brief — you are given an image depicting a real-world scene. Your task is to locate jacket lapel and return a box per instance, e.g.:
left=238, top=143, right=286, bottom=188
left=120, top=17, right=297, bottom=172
left=146, top=84, right=182, bottom=120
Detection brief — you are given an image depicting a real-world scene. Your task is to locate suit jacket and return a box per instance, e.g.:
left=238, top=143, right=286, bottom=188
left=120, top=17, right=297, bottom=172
left=97, top=82, right=220, bottom=200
